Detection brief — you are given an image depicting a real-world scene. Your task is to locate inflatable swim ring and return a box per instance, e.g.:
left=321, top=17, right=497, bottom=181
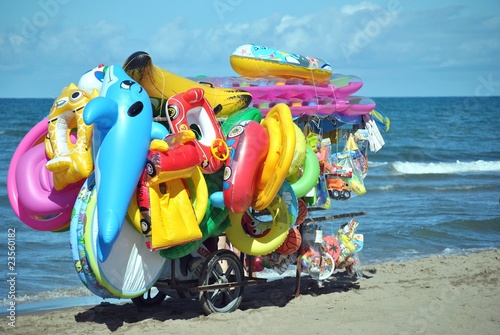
left=7, top=118, right=82, bottom=231
left=45, top=83, right=97, bottom=190
left=230, top=44, right=333, bottom=83
left=83, top=178, right=166, bottom=298
left=223, top=120, right=269, bottom=213
left=252, top=103, right=296, bottom=211
left=226, top=194, right=291, bottom=256
left=220, top=107, right=262, bottom=135
left=166, top=88, right=228, bottom=174
left=70, top=174, right=115, bottom=298
left=289, top=146, right=321, bottom=198
left=226, top=181, right=297, bottom=256
left=288, top=123, right=307, bottom=177
left=123, top=51, right=252, bottom=119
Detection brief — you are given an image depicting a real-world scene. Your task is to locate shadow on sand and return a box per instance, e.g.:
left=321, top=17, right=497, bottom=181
left=74, top=272, right=369, bottom=331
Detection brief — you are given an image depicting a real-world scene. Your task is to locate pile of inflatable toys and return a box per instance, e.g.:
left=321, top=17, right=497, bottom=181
left=7, top=44, right=389, bottom=299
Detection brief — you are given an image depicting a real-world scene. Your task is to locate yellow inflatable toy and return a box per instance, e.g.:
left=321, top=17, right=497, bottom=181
left=288, top=123, right=307, bottom=177
left=252, top=103, right=296, bottom=211
left=45, top=83, right=98, bottom=190
left=344, top=134, right=367, bottom=195
left=230, top=44, right=333, bottom=83
left=123, top=51, right=252, bottom=119
left=129, top=167, right=208, bottom=251
left=128, top=133, right=208, bottom=251
left=226, top=194, right=291, bottom=256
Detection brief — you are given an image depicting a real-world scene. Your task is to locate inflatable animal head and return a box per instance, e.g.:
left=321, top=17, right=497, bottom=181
left=78, top=64, right=105, bottom=95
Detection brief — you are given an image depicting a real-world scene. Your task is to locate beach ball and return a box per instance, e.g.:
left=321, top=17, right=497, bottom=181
left=276, top=227, right=302, bottom=255
left=323, top=235, right=341, bottom=262
left=295, top=199, right=308, bottom=225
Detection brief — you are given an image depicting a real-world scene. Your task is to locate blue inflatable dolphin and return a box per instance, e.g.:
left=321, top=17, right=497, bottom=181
left=83, top=65, right=154, bottom=262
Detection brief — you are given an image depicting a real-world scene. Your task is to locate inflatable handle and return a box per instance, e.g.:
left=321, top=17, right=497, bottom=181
left=210, top=138, right=229, bottom=161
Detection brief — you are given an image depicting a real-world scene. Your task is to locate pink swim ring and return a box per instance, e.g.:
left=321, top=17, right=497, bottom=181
left=7, top=118, right=83, bottom=231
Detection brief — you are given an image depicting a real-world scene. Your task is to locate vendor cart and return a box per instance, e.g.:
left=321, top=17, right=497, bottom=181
left=131, top=211, right=366, bottom=315
left=131, top=249, right=266, bottom=314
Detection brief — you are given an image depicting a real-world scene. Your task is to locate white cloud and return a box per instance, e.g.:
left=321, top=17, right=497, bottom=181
left=341, top=1, right=381, bottom=15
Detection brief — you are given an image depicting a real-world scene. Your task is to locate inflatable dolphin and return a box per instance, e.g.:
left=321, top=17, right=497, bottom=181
left=83, top=65, right=153, bottom=262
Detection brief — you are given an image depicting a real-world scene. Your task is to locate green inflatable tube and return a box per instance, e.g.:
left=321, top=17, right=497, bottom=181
left=290, top=146, right=320, bottom=198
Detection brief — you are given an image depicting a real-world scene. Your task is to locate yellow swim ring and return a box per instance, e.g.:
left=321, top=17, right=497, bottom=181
left=288, top=123, right=307, bottom=177
left=226, top=194, right=291, bottom=256
left=252, top=103, right=296, bottom=211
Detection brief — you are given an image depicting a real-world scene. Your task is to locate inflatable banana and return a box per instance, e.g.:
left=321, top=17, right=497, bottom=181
left=123, top=51, right=252, bottom=119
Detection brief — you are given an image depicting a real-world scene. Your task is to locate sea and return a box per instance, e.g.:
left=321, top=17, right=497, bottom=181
left=0, top=96, right=499, bottom=314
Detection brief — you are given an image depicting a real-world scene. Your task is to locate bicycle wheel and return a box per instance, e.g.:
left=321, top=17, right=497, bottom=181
left=198, top=249, right=244, bottom=314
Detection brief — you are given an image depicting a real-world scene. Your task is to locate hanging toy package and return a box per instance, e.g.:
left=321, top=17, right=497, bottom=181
left=335, top=219, right=364, bottom=277
left=331, top=133, right=367, bottom=196
left=300, top=223, right=335, bottom=282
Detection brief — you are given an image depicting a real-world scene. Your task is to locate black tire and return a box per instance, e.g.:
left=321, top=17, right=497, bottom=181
left=332, top=190, right=340, bottom=199
left=342, top=190, right=351, bottom=199
left=198, top=250, right=244, bottom=314
left=145, top=161, right=156, bottom=177
left=131, top=287, right=167, bottom=307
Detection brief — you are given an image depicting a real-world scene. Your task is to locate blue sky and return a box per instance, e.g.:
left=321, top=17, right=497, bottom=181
left=1, top=0, right=499, bottom=98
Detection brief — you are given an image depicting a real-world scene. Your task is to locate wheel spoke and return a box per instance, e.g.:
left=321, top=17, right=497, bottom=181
left=223, top=288, right=236, bottom=301
left=210, top=268, right=223, bottom=281
left=209, top=288, right=221, bottom=300
left=224, top=262, right=235, bottom=277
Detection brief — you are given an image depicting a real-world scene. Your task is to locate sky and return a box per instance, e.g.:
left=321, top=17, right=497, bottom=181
left=0, top=0, right=499, bottom=98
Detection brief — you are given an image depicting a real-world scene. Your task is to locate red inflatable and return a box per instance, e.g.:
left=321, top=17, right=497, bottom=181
left=166, top=88, right=228, bottom=174
left=222, top=120, right=269, bottom=213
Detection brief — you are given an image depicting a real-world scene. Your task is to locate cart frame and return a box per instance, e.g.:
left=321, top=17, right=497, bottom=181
left=132, top=211, right=366, bottom=314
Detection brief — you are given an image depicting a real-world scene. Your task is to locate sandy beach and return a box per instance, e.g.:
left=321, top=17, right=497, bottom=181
left=2, top=249, right=499, bottom=335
